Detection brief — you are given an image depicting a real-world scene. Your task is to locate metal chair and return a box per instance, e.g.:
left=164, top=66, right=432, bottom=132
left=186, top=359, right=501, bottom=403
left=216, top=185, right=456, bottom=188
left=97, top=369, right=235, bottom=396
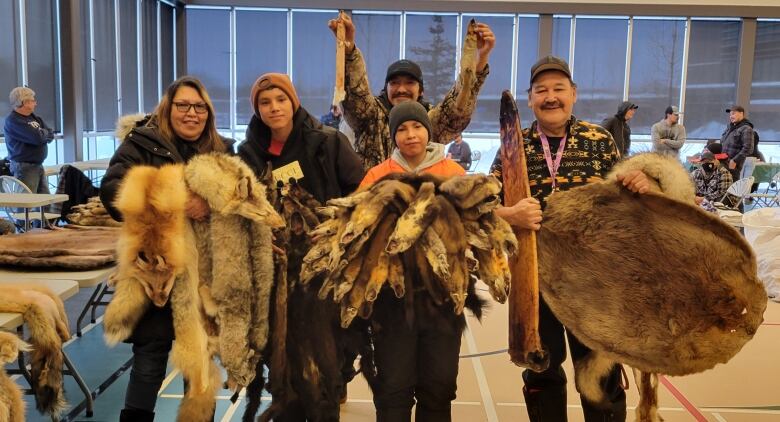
left=750, top=173, right=780, bottom=208
left=0, top=175, right=61, bottom=230
left=467, top=150, right=481, bottom=173
left=714, top=176, right=755, bottom=211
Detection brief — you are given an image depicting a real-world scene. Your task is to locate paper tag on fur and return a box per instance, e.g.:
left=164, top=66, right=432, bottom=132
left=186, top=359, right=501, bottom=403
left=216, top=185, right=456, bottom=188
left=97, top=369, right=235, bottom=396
left=272, top=161, right=305, bottom=184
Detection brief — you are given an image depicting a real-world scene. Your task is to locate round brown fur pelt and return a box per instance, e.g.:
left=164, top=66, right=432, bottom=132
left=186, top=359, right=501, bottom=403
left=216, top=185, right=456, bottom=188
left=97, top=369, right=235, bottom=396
left=538, top=182, right=767, bottom=376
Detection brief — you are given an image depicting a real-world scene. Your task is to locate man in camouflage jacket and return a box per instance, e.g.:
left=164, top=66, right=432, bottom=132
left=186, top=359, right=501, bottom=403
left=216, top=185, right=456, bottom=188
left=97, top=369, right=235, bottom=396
left=329, top=13, right=494, bottom=169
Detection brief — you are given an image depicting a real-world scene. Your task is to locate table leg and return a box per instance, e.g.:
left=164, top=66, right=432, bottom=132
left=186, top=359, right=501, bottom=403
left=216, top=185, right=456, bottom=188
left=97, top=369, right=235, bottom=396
left=62, top=351, right=95, bottom=417
left=24, top=208, right=30, bottom=232
left=76, top=282, right=104, bottom=336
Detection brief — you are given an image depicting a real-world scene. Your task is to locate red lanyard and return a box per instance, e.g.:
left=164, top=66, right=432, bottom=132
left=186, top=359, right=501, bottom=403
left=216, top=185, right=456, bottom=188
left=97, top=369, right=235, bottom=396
left=539, top=132, right=567, bottom=191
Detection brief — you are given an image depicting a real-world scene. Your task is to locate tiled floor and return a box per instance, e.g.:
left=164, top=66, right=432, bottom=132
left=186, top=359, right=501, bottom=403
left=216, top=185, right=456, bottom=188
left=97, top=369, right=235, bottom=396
left=11, top=287, right=780, bottom=422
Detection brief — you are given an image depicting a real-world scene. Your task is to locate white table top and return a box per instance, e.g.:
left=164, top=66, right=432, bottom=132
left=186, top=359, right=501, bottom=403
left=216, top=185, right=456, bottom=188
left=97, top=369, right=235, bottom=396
left=0, top=278, right=79, bottom=330
left=45, top=158, right=111, bottom=176
left=0, top=193, right=69, bottom=208
left=0, top=265, right=116, bottom=288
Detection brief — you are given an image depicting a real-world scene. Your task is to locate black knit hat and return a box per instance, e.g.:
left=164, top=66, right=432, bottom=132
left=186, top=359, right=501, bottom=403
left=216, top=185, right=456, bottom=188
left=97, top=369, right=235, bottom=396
left=389, top=101, right=431, bottom=142
left=385, top=60, right=424, bottom=90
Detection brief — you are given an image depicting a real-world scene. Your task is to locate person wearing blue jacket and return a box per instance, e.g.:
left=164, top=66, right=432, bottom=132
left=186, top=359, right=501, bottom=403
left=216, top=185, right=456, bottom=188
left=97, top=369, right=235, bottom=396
left=3, top=87, right=54, bottom=193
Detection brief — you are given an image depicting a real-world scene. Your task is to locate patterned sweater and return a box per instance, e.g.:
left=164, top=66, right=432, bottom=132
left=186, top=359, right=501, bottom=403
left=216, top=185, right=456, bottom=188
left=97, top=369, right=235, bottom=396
left=490, top=117, right=619, bottom=209
left=342, top=47, right=489, bottom=170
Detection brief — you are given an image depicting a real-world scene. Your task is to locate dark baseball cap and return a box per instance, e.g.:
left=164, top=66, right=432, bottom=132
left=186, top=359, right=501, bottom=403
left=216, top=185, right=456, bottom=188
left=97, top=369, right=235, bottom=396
left=725, top=105, right=745, bottom=113
left=530, top=55, right=572, bottom=85
left=385, top=60, right=424, bottom=89
left=665, top=106, right=680, bottom=116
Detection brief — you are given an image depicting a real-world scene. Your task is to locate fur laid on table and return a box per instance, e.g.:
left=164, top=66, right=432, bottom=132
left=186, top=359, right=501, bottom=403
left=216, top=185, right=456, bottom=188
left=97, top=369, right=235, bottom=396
left=102, top=154, right=284, bottom=421
left=66, top=197, right=121, bottom=227
left=0, top=225, right=118, bottom=269
left=0, top=284, right=71, bottom=419
left=538, top=153, right=767, bottom=422
left=0, top=331, right=30, bottom=422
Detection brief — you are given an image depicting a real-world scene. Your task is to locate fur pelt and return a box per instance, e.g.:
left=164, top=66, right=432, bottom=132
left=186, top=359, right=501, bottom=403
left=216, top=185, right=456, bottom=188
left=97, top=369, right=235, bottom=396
left=0, top=284, right=70, bottom=418
left=103, top=164, right=220, bottom=421
left=0, top=226, right=118, bottom=269
left=114, top=113, right=147, bottom=141
left=0, top=331, right=30, bottom=422
left=538, top=153, right=767, bottom=421
left=184, top=153, right=281, bottom=389
left=104, top=155, right=283, bottom=420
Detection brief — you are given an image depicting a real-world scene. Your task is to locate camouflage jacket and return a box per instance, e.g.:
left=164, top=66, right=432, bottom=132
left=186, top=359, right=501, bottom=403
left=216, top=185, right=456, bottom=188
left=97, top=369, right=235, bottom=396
left=490, top=116, right=619, bottom=209
left=343, top=47, right=489, bottom=170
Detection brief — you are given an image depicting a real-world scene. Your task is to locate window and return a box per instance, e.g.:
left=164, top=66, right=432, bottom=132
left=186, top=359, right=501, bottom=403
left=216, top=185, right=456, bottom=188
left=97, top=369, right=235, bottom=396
left=142, top=0, right=160, bottom=113
left=571, top=16, right=629, bottom=124
left=684, top=19, right=740, bottom=139
left=26, top=0, right=60, bottom=132
left=236, top=9, right=287, bottom=126
left=0, top=0, right=21, bottom=132
left=552, top=16, right=571, bottom=62
left=91, top=0, right=119, bottom=131
left=119, top=0, right=140, bottom=115
left=405, top=14, right=457, bottom=105
left=516, top=16, right=539, bottom=128
left=750, top=20, right=780, bottom=142
left=160, top=3, right=175, bottom=90
left=292, top=10, right=337, bottom=119
left=186, top=8, right=231, bottom=129
left=352, top=12, right=401, bottom=95
left=463, top=14, right=514, bottom=133
left=628, top=18, right=686, bottom=135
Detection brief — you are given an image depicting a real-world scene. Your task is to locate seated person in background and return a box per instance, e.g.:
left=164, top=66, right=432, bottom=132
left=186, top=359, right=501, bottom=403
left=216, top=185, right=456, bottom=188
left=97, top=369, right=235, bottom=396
left=691, top=150, right=732, bottom=210
left=446, top=133, right=472, bottom=170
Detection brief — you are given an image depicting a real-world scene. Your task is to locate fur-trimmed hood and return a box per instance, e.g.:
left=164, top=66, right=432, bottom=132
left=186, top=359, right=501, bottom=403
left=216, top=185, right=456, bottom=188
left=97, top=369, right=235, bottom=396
left=115, top=113, right=149, bottom=141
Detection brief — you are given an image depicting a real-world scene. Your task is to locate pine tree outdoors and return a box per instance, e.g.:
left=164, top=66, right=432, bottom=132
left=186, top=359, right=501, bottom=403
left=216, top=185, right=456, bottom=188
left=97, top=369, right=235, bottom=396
left=409, top=15, right=457, bottom=104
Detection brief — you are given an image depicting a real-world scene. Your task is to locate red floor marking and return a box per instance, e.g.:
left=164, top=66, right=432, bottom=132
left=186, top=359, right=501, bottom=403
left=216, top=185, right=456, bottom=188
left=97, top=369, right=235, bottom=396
left=659, top=375, right=709, bottom=422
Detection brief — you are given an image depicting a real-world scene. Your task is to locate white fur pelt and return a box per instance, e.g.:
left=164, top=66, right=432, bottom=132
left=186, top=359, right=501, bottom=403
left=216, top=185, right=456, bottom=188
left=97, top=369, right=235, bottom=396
left=0, top=284, right=70, bottom=419
left=0, top=331, right=30, bottom=422
left=184, top=153, right=282, bottom=390
left=538, top=153, right=767, bottom=422
left=103, top=164, right=219, bottom=421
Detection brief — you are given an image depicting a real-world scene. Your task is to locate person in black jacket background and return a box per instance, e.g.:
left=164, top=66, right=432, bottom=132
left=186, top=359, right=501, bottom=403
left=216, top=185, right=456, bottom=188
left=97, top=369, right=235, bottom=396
left=600, top=101, right=637, bottom=158
left=100, top=76, right=232, bottom=422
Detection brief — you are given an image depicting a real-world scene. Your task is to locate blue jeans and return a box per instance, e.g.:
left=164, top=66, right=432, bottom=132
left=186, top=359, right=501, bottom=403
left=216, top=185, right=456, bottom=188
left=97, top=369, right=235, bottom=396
left=10, top=161, right=49, bottom=193
left=125, top=339, right=172, bottom=412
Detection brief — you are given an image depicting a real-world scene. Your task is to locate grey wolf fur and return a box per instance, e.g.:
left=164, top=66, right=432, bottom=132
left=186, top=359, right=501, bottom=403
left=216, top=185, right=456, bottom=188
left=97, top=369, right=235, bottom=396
left=184, top=153, right=278, bottom=390
left=0, top=284, right=70, bottom=418
left=0, top=331, right=30, bottom=422
left=538, top=153, right=766, bottom=421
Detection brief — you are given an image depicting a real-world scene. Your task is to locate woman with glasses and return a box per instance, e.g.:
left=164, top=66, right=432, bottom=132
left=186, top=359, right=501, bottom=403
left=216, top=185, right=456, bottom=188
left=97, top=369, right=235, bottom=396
left=100, top=76, right=233, bottom=422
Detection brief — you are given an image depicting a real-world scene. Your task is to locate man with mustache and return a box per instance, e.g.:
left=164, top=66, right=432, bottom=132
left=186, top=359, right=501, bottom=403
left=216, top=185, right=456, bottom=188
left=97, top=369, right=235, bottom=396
left=491, top=55, right=650, bottom=421
left=328, top=13, right=494, bottom=169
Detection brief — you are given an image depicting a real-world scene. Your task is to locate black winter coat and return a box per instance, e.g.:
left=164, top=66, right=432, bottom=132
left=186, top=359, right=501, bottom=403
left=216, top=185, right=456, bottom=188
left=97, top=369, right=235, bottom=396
left=238, top=107, right=364, bottom=203
left=600, top=101, right=636, bottom=158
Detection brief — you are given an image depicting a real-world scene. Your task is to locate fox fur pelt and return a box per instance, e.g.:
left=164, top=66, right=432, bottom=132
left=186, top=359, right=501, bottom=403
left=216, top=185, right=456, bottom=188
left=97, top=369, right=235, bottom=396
left=0, top=331, right=30, bottom=422
left=538, top=153, right=767, bottom=421
left=0, top=284, right=70, bottom=418
left=103, top=164, right=221, bottom=421
left=103, top=154, right=283, bottom=420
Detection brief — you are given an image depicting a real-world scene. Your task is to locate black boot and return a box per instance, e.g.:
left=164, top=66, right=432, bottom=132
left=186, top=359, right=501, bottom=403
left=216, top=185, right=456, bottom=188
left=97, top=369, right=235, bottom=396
left=120, top=408, right=155, bottom=422
left=523, top=385, right=568, bottom=422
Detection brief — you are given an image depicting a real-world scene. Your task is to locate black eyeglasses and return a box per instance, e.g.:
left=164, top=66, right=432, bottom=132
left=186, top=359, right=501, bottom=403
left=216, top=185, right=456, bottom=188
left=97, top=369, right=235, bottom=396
left=172, top=102, right=209, bottom=114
